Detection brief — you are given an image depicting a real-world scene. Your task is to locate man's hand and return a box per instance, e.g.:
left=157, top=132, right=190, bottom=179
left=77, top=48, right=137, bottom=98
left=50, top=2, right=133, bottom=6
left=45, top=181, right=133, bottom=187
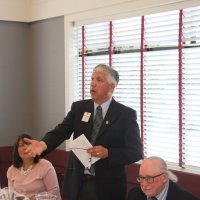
left=87, top=145, right=108, bottom=159
left=23, top=138, right=47, bottom=157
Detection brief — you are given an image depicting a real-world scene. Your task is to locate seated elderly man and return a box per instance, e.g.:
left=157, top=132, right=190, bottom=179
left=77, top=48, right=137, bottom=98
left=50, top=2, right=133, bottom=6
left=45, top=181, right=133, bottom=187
left=128, top=156, right=199, bottom=200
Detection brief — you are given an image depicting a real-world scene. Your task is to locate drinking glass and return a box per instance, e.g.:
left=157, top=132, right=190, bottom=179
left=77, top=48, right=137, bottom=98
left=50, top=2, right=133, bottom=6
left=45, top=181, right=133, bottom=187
left=35, top=192, right=57, bottom=200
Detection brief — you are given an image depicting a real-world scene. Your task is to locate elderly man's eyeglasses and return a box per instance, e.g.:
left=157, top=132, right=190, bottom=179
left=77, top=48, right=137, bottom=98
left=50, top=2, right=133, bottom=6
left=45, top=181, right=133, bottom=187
left=136, top=173, right=164, bottom=183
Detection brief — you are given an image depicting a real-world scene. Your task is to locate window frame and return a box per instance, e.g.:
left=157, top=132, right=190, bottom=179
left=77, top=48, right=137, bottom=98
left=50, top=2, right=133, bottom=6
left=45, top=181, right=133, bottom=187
left=65, top=3, right=200, bottom=174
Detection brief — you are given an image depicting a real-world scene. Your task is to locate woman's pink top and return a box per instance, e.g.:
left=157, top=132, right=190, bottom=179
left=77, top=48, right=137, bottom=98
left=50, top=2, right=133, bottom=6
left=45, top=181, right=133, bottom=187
left=7, top=159, right=62, bottom=200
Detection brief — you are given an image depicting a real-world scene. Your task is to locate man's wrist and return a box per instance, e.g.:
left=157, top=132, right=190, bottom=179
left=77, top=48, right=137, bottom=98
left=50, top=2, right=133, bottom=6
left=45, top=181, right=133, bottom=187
left=40, top=141, right=47, bottom=151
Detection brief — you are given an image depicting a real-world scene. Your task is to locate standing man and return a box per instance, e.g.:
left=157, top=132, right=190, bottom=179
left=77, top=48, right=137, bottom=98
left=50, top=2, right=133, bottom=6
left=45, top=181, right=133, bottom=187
left=25, top=64, right=142, bottom=200
left=128, top=156, right=199, bottom=200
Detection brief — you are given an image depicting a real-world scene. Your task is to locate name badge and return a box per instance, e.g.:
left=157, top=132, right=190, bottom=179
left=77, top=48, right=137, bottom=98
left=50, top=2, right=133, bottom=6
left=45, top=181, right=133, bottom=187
left=82, top=112, right=91, bottom=122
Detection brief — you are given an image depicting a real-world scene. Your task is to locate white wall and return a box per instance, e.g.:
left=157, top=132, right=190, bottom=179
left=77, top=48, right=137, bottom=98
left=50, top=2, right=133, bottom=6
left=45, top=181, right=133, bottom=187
left=65, top=0, right=200, bottom=26
left=0, top=0, right=29, bottom=22
left=0, top=0, right=200, bottom=22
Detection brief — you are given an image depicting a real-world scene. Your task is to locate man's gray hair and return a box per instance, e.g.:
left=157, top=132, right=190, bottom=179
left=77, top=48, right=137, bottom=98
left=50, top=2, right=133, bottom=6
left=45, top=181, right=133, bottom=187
left=93, top=64, right=119, bottom=85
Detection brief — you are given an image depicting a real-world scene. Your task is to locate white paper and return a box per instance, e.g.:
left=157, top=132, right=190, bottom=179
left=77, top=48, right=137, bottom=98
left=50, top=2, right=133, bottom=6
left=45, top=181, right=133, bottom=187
left=68, top=134, right=100, bottom=168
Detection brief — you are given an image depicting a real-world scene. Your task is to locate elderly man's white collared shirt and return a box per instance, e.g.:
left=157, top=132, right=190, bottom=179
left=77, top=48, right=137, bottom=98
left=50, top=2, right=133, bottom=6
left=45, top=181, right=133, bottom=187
left=147, top=180, right=169, bottom=200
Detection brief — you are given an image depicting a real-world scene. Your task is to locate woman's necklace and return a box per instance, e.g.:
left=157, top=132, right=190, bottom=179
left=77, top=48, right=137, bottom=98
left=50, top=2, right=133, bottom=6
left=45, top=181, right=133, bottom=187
left=21, top=165, right=33, bottom=176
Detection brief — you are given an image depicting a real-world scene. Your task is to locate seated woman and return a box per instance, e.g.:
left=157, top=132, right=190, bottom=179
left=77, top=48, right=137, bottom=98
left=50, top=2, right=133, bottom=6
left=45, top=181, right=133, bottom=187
left=7, top=134, right=61, bottom=200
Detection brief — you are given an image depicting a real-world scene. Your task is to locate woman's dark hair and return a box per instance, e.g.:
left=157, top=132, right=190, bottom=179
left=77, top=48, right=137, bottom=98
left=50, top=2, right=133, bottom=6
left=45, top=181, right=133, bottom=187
left=13, top=133, right=40, bottom=168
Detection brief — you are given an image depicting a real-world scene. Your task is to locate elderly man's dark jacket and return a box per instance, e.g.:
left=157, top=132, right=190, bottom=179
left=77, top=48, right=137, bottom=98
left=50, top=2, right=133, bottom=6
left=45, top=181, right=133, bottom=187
left=127, top=180, right=199, bottom=200
left=42, top=98, right=142, bottom=200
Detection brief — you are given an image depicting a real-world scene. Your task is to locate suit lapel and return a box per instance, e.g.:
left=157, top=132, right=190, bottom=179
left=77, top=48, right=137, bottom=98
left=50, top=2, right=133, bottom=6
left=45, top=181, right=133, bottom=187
left=81, top=100, right=94, bottom=141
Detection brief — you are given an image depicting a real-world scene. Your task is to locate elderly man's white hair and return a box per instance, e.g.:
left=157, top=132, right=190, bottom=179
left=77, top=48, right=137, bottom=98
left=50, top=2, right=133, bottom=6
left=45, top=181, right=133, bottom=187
left=143, top=156, right=178, bottom=183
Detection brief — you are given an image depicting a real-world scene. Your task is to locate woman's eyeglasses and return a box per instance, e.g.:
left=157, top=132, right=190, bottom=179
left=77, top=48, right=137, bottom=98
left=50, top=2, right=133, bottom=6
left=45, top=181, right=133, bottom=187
left=18, top=142, right=30, bottom=148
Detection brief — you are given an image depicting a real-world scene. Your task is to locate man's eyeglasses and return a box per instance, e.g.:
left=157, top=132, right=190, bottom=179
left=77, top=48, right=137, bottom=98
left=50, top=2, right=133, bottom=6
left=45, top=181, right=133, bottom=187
left=136, top=173, right=164, bottom=183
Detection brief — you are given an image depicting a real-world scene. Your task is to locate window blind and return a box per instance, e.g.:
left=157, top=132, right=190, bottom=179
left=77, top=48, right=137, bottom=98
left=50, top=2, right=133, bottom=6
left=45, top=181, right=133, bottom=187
left=112, top=17, right=141, bottom=123
left=143, top=10, right=180, bottom=164
left=72, top=6, right=200, bottom=172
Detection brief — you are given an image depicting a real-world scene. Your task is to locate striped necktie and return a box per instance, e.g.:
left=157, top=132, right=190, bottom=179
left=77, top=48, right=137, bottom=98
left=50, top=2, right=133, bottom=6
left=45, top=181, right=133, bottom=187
left=86, top=105, right=103, bottom=175
left=91, top=105, right=103, bottom=144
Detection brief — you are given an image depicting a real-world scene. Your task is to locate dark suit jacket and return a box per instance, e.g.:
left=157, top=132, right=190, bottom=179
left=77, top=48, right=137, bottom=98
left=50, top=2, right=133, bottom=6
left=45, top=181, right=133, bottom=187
left=42, top=98, right=142, bottom=200
left=127, top=180, right=199, bottom=200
